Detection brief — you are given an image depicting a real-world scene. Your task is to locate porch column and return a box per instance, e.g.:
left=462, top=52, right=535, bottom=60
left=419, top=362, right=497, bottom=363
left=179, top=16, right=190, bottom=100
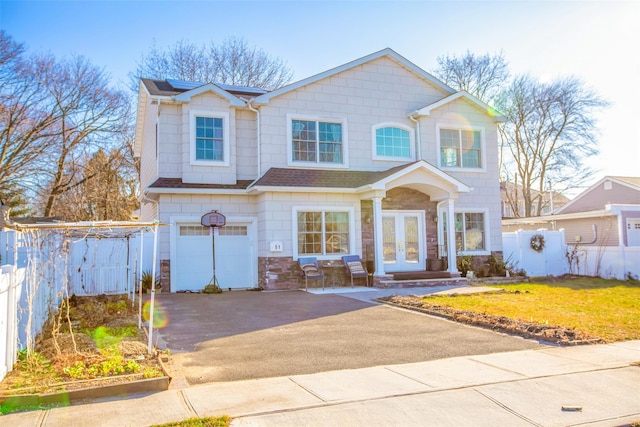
left=372, top=197, right=385, bottom=276
left=445, top=198, right=458, bottom=275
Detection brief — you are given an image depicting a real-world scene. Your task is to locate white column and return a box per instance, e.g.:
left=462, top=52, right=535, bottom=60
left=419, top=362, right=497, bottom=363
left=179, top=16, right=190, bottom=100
left=445, top=199, right=458, bottom=275
left=372, top=197, right=385, bottom=276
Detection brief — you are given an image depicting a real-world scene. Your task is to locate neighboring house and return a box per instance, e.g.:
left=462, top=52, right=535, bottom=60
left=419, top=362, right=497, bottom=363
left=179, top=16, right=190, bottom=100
left=503, top=176, right=640, bottom=247
left=135, top=48, right=505, bottom=291
left=500, top=181, right=569, bottom=218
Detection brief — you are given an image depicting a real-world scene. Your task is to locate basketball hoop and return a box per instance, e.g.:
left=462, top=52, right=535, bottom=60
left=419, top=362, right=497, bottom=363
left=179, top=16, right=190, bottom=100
left=201, top=211, right=226, bottom=289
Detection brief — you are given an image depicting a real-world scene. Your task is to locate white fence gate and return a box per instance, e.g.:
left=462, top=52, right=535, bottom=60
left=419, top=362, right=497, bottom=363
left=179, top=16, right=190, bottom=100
left=502, top=229, right=568, bottom=277
left=503, top=229, right=640, bottom=280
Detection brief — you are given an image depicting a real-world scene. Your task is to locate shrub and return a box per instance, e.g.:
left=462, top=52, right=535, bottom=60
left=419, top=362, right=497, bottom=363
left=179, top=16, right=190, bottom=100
left=141, top=270, right=161, bottom=292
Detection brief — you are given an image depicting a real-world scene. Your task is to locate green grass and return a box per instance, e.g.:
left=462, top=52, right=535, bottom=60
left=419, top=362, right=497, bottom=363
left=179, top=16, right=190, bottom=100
left=422, top=277, right=640, bottom=342
left=151, top=416, right=231, bottom=427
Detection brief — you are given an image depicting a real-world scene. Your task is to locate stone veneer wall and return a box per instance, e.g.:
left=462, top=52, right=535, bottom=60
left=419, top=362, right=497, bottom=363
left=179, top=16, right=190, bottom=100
left=381, top=188, right=439, bottom=262
left=160, top=259, right=171, bottom=292
left=259, top=256, right=353, bottom=290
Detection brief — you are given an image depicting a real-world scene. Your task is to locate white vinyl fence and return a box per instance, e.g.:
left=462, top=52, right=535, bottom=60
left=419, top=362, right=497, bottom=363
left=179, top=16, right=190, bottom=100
left=0, top=225, right=158, bottom=382
left=503, top=229, right=640, bottom=280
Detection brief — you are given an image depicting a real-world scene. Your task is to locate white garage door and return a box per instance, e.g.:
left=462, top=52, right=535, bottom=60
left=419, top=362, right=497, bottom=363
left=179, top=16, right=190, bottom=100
left=174, top=222, right=254, bottom=291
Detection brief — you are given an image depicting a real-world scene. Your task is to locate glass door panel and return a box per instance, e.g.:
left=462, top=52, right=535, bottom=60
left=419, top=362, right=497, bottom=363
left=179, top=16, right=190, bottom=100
left=382, top=217, right=396, bottom=263
left=382, top=212, right=425, bottom=272
left=404, top=216, right=419, bottom=263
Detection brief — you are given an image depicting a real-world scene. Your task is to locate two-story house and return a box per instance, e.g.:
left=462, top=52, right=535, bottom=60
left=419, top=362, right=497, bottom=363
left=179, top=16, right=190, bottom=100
left=134, top=49, right=505, bottom=292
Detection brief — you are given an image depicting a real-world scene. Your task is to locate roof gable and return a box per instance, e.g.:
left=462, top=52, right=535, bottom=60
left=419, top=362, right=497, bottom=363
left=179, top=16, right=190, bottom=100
left=173, top=83, right=246, bottom=107
left=556, top=176, right=640, bottom=214
left=252, top=48, right=455, bottom=104
left=413, top=91, right=505, bottom=123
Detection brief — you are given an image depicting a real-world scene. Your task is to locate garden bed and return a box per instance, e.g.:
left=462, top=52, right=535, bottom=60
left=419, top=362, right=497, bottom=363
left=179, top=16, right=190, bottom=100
left=0, top=294, right=170, bottom=414
left=378, top=294, right=605, bottom=345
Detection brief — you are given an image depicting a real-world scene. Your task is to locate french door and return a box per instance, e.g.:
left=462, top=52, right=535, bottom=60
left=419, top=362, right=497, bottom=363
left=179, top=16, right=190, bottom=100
left=382, top=211, right=425, bottom=272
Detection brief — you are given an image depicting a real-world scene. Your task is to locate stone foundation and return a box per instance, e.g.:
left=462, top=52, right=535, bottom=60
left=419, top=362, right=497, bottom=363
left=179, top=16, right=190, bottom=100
left=160, top=259, right=171, bottom=292
left=258, top=256, right=354, bottom=290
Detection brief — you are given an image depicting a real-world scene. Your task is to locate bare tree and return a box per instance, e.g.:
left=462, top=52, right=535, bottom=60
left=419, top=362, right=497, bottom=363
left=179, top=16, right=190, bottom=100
left=0, top=33, right=60, bottom=198
left=1, top=32, right=135, bottom=218
left=496, top=74, right=608, bottom=217
left=433, top=50, right=510, bottom=102
left=50, top=146, right=138, bottom=221
left=34, top=56, right=131, bottom=216
left=130, top=36, right=294, bottom=91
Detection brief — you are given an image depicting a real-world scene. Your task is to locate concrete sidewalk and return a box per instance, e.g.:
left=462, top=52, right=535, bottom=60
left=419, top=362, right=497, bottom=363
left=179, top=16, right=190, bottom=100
left=4, top=340, right=639, bottom=427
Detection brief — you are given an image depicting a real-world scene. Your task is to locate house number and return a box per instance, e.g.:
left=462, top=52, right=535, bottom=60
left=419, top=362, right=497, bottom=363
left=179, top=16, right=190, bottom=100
left=270, top=241, right=283, bottom=252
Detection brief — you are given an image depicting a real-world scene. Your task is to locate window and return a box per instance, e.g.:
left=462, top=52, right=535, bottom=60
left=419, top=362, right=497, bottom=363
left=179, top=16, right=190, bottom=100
left=291, top=119, right=343, bottom=164
left=296, top=210, right=350, bottom=256
left=439, top=128, right=482, bottom=168
left=195, top=117, right=223, bottom=161
left=179, top=225, right=209, bottom=236
left=443, top=212, right=487, bottom=253
left=190, top=111, right=230, bottom=166
left=373, top=125, right=413, bottom=160
left=218, top=226, right=247, bottom=236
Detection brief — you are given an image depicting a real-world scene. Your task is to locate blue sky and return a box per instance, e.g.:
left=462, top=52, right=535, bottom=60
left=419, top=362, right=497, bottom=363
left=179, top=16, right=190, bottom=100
left=2, top=0, right=639, bottom=191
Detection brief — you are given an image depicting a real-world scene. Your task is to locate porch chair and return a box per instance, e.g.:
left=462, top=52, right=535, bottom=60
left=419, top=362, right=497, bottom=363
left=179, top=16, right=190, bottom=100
left=342, top=255, right=369, bottom=288
left=298, top=257, right=325, bottom=291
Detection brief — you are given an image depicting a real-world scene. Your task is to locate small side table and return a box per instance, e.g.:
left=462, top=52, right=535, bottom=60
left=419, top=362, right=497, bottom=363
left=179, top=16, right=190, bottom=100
left=322, top=264, right=345, bottom=289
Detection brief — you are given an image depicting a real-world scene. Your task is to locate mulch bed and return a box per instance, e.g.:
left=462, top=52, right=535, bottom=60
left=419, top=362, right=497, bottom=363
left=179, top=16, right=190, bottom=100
left=378, top=295, right=605, bottom=346
left=0, top=294, right=167, bottom=399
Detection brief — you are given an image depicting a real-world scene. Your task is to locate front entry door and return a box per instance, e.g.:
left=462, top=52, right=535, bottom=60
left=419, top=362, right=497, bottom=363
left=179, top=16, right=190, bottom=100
left=382, top=211, right=425, bottom=272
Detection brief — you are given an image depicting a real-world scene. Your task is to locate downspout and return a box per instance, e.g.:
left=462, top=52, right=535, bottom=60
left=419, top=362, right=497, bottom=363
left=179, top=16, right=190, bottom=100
left=155, top=98, right=161, bottom=170
left=246, top=99, right=261, bottom=179
left=408, top=112, right=421, bottom=160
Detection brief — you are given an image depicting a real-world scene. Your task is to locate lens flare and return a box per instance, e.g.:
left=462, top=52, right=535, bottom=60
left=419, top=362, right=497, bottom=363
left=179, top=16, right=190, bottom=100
left=143, top=300, right=169, bottom=329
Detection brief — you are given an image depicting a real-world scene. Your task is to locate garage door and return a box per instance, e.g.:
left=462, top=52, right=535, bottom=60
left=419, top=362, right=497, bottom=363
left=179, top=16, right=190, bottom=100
left=174, top=222, right=255, bottom=291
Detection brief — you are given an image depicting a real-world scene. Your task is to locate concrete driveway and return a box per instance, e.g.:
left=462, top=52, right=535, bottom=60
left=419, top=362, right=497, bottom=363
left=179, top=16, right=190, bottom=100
left=152, top=289, right=543, bottom=386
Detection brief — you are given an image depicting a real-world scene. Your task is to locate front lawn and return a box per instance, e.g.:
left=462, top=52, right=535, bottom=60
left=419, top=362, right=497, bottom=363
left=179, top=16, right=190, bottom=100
left=420, top=277, right=640, bottom=342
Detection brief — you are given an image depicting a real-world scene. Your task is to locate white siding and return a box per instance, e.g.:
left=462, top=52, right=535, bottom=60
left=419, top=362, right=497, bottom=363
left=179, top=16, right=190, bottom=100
left=256, top=192, right=362, bottom=259
left=258, top=56, right=450, bottom=172
left=156, top=193, right=255, bottom=260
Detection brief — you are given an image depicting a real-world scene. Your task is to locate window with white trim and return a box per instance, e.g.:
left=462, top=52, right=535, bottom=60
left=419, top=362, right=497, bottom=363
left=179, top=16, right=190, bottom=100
left=296, top=210, right=350, bottom=255
left=373, top=124, right=414, bottom=160
left=443, top=212, right=487, bottom=252
left=179, top=225, right=209, bottom=236
left=190, top=111, right=230, bottom=166
left=439, top=128, right=482, bottom=168
left=290, top=118, right=344, bottom=165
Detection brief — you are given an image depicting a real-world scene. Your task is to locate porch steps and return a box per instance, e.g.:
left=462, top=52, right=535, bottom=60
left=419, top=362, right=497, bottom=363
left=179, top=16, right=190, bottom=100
left=391, top=271, right=452, bottom=280
left=378, top=277, right=468, bottom=289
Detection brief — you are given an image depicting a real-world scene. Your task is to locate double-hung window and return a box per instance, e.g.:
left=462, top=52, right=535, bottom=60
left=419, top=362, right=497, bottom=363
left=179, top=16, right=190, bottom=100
left=291, top=118, right=344, bottom=165
left=443, top=211, right=487, bottom=253
left=295, top=209, right=351, bottom=256
left=439, top=128, right=482, bottom=169
left=190, top=111, right=229, bottom=166
left=373, top=124, right=414, bottom=160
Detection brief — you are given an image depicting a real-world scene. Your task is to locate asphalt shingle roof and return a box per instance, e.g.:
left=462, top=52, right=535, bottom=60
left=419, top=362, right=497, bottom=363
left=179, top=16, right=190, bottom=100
left=147, top=164, right=419, bottom=192
left=148, top=178, right=254, bottom=190
left=253, top=164, right=415, bottom=188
